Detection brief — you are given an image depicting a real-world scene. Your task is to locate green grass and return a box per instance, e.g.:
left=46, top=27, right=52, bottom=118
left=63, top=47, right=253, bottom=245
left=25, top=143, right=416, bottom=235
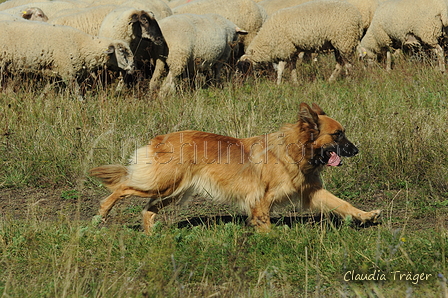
left=0, top=216, right=447, bottom=297
left=1, top=55, right=448, bottom=296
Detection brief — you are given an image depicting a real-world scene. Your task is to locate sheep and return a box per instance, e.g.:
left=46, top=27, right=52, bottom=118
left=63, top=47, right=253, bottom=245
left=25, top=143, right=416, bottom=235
left=172, top=0, right=267, bottom=55
left=0, top=0, right=85, bottom=11
left=1, top=1, right=86, bottom=19
left=0, top=20, right=135, bottom=98
left=165, top=0, right=191, bottom=8
left=257, top=0, right=379, bottom=84
left=258, top=0, right=309, bottom=16
left=0, top=6, right=47, bottom=21
left=142, top=13, right=247, bottom=96
left=259, top=0, right=378, bottom=33
left=82, top=0, right=173, bottom=20
left=49, top=5, right=119, bottom=35
left=21, top=6, right=48, bottom=20
left=51, top=7, right=166, bottom=81
left=358, top=0, right=448, bottom=72
left=117, top=0, right=172, bottom=19
left=98, top=8, right=166, bottom=81
left=238, top=0, right=363, bottom=83
left=345, top=0, right=379, bottom=34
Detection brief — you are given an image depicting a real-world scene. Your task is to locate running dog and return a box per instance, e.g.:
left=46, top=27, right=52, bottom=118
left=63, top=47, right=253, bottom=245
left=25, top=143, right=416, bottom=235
left=90, top=103, right=381, bottom=232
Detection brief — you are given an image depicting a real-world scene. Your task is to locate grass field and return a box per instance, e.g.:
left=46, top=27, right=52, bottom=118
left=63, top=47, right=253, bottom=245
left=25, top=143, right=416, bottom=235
left=1, top=55, right=448, bottom=297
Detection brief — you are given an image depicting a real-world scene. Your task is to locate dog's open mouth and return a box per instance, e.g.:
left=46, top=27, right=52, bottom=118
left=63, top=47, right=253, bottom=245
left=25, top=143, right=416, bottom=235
left=326, top=151, right=342, bottom=167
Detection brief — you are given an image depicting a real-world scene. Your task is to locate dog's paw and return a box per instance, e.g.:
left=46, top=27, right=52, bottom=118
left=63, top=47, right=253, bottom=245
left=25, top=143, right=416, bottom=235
left=361, top=209, right=381, bottom=223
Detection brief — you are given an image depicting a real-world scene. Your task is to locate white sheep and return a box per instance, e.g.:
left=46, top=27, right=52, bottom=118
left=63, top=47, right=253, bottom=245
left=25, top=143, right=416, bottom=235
left=1, top=1, right=86, bottom=18
left=258, top=0, right=309, bottom=16
left=82, top=0, right=172, bottom=20
left=0, top=6, right=47, bottom=21
left=0, top=20, right=135, bottom=97
left=49, top=5, right=117, bottom=35
left=259, top=0, right=378, bottom=33
left=238, top=0, right=363, bottom=83
left=117, top=0, right=172, bottom=19
left=144, top=13, right=247, bottom=95
left=257, top=0, right=378, bottom=84
left=359, top=0, right=448, bottom=72
left=172, top=0, right=267, bottom=53
left=345, top=0, right=379, bottom=33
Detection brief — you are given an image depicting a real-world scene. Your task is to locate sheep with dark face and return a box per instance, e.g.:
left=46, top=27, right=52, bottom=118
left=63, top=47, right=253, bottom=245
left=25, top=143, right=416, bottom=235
left=51, top=7, right=166, bottom=81
left=0, top=20, right=135, bottom=97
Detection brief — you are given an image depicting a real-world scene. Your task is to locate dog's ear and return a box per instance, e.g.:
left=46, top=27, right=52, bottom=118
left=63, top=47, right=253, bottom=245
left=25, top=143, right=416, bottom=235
left=311, top=103, right=326, bottom=115
left=299, top=102, right=319, bottom=130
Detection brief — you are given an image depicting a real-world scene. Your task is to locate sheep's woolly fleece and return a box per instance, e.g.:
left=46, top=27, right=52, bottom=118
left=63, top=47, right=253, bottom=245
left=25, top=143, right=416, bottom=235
left=241, top=0, right=363, bottom=64
left=0, top=20, right=134, bottom=81
left=172, top=0, right=267, bottom=50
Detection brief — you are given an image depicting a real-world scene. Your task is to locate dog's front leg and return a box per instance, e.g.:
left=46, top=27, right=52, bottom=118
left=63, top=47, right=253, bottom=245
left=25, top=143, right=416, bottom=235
left=249, top=197, right=273, bottom=232
left=308, top=189, right=381, bottom=223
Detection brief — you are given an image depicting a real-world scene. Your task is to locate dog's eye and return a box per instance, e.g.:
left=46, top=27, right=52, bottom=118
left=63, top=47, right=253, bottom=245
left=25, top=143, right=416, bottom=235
left=332, top=130, right=344, bottom=140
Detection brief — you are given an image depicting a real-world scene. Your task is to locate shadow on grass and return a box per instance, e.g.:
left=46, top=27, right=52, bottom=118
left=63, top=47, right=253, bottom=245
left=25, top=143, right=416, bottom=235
left=123, top=214, right=381, bottom=231
left=175, top=214, right=381, bottom=230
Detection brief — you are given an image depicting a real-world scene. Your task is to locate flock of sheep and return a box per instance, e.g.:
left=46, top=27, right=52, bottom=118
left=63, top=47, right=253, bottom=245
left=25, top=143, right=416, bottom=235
left=0, top=0, right=447, bottom=97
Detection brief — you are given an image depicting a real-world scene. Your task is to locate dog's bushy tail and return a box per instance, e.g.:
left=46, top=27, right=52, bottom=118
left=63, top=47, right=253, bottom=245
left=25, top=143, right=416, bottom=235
left=89, top=165, right=128, bottom=191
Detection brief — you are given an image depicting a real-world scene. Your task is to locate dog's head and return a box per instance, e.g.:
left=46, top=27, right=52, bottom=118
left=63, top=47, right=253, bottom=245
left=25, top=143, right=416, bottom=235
left=299, top=102, right=358, bottom=167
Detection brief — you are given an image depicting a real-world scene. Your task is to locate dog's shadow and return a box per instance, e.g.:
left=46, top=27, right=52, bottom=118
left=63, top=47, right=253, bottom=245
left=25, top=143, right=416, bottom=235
left=176, top=214, right=380, bottom=229
left=124, top=214, right=380, bottom=231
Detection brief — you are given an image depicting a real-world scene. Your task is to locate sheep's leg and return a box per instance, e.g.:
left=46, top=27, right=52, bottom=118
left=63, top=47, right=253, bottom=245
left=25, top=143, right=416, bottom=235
left=289, top=53, right=302, bottom=84
left=433, top=44, right=445, bottom=73
left=276, top=61, right=287, bottom=85
left=159, top=71, right=177, bottom=97
left=386, top=51, right=392, bottom=72
left=328, top=50, right=345, bottom=82
left=212, top=62, right=223, bottom=84
left=149, top=58, right=166, bottom=93
left=115, top=72, right=125, bottom=92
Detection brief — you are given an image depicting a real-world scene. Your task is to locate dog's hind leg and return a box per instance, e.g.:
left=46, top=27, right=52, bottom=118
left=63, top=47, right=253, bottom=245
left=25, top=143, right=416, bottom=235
left=308, top=189, right=381, bottom=223
left=141, top=197, right=177, bottom=234
left=99, top=186, right=151, bottom=219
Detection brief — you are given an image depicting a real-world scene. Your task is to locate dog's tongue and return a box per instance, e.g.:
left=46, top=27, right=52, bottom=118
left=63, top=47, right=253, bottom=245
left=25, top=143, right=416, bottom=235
left=327, top=152, right=341, bottom=166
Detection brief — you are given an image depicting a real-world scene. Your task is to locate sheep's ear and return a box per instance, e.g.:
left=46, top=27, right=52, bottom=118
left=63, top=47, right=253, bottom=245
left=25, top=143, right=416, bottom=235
left=129, top=13, right=140, bottom=24
left=139, top=10, right=155, bottom=24
left=236, top=27, right=248, bottom=35
left=311, top=103, right=326, bottom=115
left=298, top=102, right=319, bottom=130
left=104, top=45, right=115, bottom=55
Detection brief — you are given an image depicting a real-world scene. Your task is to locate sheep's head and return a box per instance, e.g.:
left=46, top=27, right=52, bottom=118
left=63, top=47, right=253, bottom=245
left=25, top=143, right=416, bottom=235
left=105, top=42, right=135, bottom=75
left=22, top=7, right=48, bottom=22
left=236, top=55, right=255, bottom=76
left=138, top=11, right=165, bottom=46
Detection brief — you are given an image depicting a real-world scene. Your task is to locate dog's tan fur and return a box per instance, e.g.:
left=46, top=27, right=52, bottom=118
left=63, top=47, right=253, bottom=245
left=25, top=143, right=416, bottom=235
left=90, top=103, right=380, bottom=232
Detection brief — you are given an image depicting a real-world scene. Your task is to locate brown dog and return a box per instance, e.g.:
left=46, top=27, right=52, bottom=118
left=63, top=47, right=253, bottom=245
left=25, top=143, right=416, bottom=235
left=90, top=103, right=380, bottom=232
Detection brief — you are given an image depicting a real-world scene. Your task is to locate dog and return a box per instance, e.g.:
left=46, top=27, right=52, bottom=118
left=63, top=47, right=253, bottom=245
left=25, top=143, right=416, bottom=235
left=90, top=103, right=381, bottom=232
